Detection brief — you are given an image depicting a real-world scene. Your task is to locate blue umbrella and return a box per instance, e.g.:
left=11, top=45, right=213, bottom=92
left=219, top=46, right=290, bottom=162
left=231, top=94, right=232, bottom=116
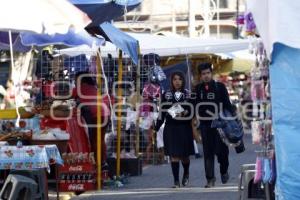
left=0, top=29, right=104, bottom=52
left=99, top=22, right=139, bottom=65
left=71, top=0, right=143, bottom=28
left=0, top=32, right=31, bottom=52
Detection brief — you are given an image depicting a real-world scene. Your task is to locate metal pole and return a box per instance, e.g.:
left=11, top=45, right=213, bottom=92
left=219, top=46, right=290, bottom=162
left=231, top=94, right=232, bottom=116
left=217, top=0, right=220, bottom=38
left=172, top=3, right=177, bottom=34
left=135, top=45, right=141, bottom=157
left=96, top=51, right=102, bottom=190
left=236, top=0, right=240, bottom=38
left=116, top=50, right=123, bottom=177
left=188, top=0, right=196, bottom=37
left=203, top=0, right=210, bottom=38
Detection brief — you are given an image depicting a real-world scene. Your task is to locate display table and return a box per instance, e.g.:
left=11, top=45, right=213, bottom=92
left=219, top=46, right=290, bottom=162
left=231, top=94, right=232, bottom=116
left=0, top=145, right=63, bottom=172
left=0, top=145, right=63, bottom=199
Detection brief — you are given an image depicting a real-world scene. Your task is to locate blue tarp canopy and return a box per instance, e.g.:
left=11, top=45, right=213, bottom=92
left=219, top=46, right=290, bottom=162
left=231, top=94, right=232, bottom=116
left=0, top=29, right=104, bottom=52
left=99, top=22, right=139, bottom=65
left=70, top=0, right=142, bottom=28
left=0, top=23, right=139, bottom=66
left=270, top=43, right=300, bottom=200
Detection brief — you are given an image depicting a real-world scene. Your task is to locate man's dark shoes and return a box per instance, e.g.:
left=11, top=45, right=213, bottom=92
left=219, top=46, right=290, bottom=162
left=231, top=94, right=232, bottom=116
left=195, top=153, right=202, bottom=159
left=204, top=179, right=215, bottom=188
left=221, top=172, right=229, bottom=184
left=182, top=174, right=189, bottom=186
left=172, top=181, right=180, bottom=188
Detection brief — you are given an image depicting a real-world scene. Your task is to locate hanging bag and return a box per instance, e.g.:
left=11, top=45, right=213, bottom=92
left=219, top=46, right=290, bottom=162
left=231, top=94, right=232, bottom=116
left=211, top=82, right=245, bottom=145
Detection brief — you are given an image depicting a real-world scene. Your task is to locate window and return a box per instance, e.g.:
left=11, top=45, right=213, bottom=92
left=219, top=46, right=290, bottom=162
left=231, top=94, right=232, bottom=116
left=213, top=0, right=228, bottom=8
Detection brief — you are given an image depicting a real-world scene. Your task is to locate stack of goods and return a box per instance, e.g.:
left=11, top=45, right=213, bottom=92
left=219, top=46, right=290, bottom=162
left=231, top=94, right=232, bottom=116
left=59, top=152, right=96, bottom=192
left=32, top=128, right=70, bottom=140
left=0, top=120, right=32, bottom=142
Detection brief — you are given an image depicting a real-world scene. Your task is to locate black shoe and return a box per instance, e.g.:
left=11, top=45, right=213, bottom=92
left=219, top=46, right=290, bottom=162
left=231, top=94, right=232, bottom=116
left=195, top=153, right=202, bottom=159
left=172, top=181, right=180, bottom=188
left=221, top=172, right=229, bottom=184
left=182, top=174, right=189, bottom=186
left=204, top=179, right=215, bottom=188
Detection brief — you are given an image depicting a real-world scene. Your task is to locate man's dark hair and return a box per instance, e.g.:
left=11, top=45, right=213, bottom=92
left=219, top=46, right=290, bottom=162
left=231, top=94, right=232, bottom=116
left=198, top=63, right=213, bottom=73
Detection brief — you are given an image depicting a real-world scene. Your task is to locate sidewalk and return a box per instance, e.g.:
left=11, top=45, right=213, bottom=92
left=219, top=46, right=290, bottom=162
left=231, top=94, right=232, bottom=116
left=70, top=134, right=256, bottom=200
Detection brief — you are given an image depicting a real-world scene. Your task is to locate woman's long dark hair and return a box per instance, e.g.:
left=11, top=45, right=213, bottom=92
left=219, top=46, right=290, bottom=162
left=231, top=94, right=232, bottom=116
left=170, top=71, right=185, bottom=92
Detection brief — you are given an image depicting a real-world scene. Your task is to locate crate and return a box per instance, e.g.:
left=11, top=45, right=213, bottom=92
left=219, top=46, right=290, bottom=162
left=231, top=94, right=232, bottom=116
left=107, top=157, right=142, bottom=177
left=58, top=163, right=96, bottom=192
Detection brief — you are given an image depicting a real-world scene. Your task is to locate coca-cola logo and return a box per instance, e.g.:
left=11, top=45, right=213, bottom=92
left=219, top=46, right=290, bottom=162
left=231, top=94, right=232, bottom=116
left=68, top=184, right=84, bottom=191
left=69, top=166, right=83, bottom=171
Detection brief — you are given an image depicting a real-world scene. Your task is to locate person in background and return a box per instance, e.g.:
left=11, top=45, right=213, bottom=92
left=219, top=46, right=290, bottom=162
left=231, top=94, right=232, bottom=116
left=194, top=63, right=233, bottom=188
left=4, top=79, right=15, bottom=109
left=74, top=71, right=113, bottom=168
left=154, top=71, right=194, bottom=188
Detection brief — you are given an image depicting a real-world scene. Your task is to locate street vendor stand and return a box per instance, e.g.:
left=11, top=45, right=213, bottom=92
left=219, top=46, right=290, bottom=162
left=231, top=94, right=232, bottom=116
left=0, top=144, right=63, bottom=199
left=248, top=1, right=300, bottom=199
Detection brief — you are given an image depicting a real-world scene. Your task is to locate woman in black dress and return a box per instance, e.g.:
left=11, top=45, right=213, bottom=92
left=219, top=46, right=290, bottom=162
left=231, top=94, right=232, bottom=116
left=154, top=71, right=195, bottom=188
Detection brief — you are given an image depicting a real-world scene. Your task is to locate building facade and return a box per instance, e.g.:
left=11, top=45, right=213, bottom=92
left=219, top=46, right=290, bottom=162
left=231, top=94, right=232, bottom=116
left=114, top=0, right=246, bottom=39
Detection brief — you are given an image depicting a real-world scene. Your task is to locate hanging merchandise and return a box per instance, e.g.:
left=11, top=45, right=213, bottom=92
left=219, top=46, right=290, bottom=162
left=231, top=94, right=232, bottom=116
left=141, top=82, right=160, bottom=118
left=265, top=103, right=272, bottom=120
left=260, top=53, right=269, bottom=78
left=139, top=112, right=158, bottom=130
left=251, top=121, right=263, bottom=145
left=125, top=108, right=137, bottom=131
left=152, top=65, right=166, bottom=82
left=254, top=156, right=263, bottom=183
left=248, top=37, right=276, bottom=197
left=269, top=157, right=276, bottom=183
left=262, top=158, right=272, bottom=184
left=251, top=80, right=266, bottom=102
left=156, top=123, right=165, bottom=149
left=251, top=59, right=262, bottom=81
left=263, top=120, right=273, bottom=143
left=142, top=82, right=161, bottom=100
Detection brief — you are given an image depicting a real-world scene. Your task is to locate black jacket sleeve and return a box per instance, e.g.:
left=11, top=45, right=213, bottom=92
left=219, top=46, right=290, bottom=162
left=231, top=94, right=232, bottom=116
left=191, top=85, right=199, bottom=107
left=218, top=82, right=234, bottom=114
left=182, top=89, right=193, bottom=118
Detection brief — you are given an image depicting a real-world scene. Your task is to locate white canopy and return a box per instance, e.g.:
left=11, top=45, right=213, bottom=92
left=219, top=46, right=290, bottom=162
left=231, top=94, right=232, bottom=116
left=247, top=0, right=300, bottom=56
left=58, top=33, right=249, bottom=57
left=0, top=0, right=91, bottom=34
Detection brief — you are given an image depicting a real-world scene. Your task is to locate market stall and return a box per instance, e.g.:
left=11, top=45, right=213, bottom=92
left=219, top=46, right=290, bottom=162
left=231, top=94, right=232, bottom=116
left=0, top=1, right=95, bottom=198
left=247, top=1, right=300, bottom=200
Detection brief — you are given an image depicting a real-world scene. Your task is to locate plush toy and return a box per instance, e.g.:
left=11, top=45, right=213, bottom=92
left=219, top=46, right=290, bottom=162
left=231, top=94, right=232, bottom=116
left=236, top=14, right=245, bottom=25
left=245, top=12, right=256, bottom=35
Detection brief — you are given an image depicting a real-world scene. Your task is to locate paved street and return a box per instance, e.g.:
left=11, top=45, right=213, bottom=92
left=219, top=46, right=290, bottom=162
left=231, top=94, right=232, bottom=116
left=69, top=134, right=256, bottom=200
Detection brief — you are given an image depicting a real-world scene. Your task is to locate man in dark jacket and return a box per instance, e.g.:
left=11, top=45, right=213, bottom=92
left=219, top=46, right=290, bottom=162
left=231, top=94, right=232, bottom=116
left=194, top=63, right=232, bottom=188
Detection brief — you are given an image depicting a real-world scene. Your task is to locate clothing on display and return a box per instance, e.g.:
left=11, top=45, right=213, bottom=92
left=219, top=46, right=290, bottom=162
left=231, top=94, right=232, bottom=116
left=251, top=80, right=266, bottom=102
left=251, top=121, right=263, bottom=145
left=249, top=40, right=276, bottom=194
left=141, top=82, right=160, bottom=117
left=254, top=155, right=276, bottom=184
left=142, top=82, right=161, bottom=100
left=152, top=65, right=166, bottom=82
left=156, top=123, right=165, bottom=149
